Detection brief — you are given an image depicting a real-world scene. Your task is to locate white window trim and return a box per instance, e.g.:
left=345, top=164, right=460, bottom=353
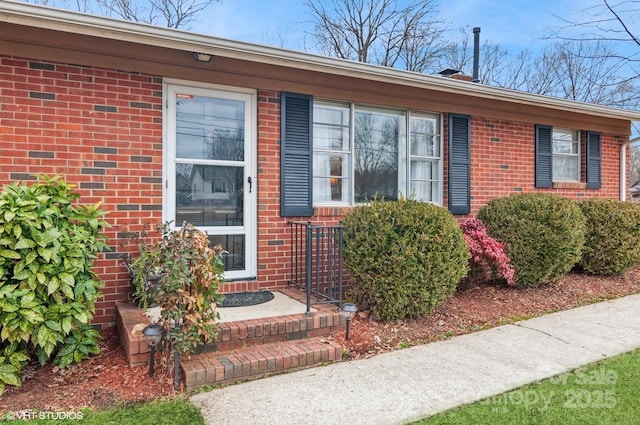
left=162, top=78, right=257, bottom=280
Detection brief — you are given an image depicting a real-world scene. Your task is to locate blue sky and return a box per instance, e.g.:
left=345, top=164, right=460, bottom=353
left=192, top=0, right=603, bottom=54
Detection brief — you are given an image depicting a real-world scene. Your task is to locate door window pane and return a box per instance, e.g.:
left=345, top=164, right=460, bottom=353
left=176, top=95, right=245, bottom=161
left=168, top=86, right=254, bottom=280
left=175, top=164, right=244, bottom=227
left=209, top=234, right=245, bottom=271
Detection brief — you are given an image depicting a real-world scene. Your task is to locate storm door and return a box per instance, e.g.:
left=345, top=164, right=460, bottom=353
left=165, top=83, right=256, bottom=279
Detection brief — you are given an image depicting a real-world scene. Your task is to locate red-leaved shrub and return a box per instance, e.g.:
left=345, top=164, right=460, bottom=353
left=460, top=218, right=516, bottom=287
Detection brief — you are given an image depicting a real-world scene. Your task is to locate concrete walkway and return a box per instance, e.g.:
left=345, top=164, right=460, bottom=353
left=190, top=294, right=640, bottom=425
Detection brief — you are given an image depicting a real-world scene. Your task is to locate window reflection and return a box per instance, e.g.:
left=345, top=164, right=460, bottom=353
left=209, top=234, right=245, bottom=272
left=354, top=110, right=404, bottom=202
left=175, top=164, right=244, bottom=227
left=313, top=102, right=351, bottom=203
left=176, top=95, right=244, bottom=161
left=311, top=101, right=441, bottom=205
left=313, top=153, right=349, bottom=202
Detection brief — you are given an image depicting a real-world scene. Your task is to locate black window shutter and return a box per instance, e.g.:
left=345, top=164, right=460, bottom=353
left=586, top=131, right=602, bottom=189
left=535, top=124, right=553, bottom=188
left=280, top=92, right=313, bottom=217
left=448, top=114, right=471, bottom=215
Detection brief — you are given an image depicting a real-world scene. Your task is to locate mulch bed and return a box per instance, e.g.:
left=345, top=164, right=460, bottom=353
left=1, top=268, right=639, bottom=413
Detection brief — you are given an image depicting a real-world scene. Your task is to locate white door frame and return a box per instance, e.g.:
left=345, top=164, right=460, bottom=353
left=163, top=79, right=257, bottom=280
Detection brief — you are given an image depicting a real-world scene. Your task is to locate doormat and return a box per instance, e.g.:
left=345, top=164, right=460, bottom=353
left=219, top=291, right=275, bottom=308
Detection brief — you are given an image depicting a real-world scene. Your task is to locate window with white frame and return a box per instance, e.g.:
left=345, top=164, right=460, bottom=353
left=312, top=101, right=442, bottom=205
left=552, top=128, right=580, bottom=181
left=312, top=101, right=351, bottom=203
left=409, top=113, right=441, bottom=203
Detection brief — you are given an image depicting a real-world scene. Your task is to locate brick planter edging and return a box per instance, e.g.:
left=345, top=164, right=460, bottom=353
left=116, top=302, right=152, bottom=366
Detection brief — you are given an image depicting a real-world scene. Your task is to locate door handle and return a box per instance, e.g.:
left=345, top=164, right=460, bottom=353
left=248, top=176, right=252, bottom=193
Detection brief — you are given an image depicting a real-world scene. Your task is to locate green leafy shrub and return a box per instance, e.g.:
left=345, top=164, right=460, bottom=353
left=123, top=223, right=164, bottom=309
left=578, top=198, right=640, bottom=275
left=139, top=222, right=225, bottom=353
left=0, top=175, right=108, bottom=394
left=342, top=197, right=469, bottom=322
left=477, top=193, right=586, bottom=287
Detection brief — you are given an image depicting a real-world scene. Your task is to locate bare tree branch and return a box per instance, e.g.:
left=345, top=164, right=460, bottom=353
left=604, top=0, right=640, bottom=47
left=94, top=0, right=219, bottom=29
left=304, top=0, right=446, bottom=72
left=543, top=1, right=639, bottom=133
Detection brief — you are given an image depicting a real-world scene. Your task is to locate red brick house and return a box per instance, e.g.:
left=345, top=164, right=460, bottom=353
left=1, top=2, right=639, bottom=326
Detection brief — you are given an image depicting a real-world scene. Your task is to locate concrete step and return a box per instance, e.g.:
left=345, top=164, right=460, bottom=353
left=182, top=337, right=343, bottom=390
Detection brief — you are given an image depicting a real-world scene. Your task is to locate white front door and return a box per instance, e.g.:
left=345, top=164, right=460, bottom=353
left=164, top=82, right=257, bottom=280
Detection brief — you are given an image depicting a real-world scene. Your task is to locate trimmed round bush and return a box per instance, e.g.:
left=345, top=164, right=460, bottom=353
left=578, top=198, right=640, bottom=275
left=477, top=193, right=586, bottom=287
left=342, top=198, right=469, bottom=322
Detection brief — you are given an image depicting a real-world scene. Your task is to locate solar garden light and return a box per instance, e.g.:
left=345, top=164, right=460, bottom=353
left=142, top=323, right=164, bottom=377
left=339, top=303, right=358, bottom=341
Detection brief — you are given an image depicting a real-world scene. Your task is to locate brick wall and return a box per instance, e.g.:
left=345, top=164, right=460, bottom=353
left=444, top=116, right=624, bottom=217
left=0, top=56, right=164, bottom=325
left=0, top=56, right=628, bottom=326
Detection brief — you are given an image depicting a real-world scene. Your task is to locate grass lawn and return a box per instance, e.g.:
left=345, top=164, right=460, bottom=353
left=415, top=349, right=640, bottom=425
left=0, top=398, right=205, bottom=425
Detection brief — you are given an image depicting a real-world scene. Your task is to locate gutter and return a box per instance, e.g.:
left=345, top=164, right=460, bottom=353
left=621, top=136, right=640, bottom=201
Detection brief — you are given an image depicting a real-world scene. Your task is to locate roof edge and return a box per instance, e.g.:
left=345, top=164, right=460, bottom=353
left=2, top=0, right=640, bottom=122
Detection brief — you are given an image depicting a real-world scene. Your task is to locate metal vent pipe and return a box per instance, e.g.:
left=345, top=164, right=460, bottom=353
left=472, top=27, right=481, bottom=82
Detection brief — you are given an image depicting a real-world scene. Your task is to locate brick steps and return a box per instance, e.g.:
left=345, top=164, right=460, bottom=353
left=193, top=309, right=345, bottom=355
left=116, top=289, right=348, bottom=390
left=182, top=337, right=343, bottom=389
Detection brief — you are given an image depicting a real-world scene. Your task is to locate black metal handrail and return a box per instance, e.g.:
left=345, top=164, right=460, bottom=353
left=288, top=221, right=344, bottom=314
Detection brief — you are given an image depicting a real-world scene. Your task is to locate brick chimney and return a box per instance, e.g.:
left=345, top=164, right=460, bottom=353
left=450, top=73, right=474, bottom=82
